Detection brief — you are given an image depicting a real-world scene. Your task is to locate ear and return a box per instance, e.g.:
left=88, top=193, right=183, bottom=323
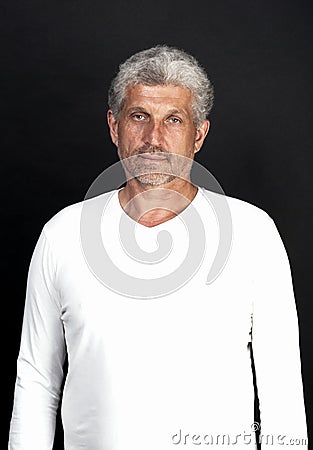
left=194, top=120, right=210, bottom=154
left=107, top=110, right=119, bottom=147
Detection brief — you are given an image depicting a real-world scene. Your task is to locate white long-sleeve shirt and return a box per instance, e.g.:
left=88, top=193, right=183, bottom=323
left=9, top=187, right=307, bottom=449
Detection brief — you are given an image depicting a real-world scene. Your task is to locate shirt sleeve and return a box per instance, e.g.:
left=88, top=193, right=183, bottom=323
left=251, top=216, right=308, bottom=449
left=9, top=228, right=66, bottom=450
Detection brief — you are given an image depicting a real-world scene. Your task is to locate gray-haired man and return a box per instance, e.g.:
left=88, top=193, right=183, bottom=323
left=9, top=46, right=307, bottom=449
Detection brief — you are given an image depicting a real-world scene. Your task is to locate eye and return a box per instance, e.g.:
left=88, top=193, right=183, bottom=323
left=132, top=114, right=146, bottom=121
left=168, top=117, right=182, bottom=124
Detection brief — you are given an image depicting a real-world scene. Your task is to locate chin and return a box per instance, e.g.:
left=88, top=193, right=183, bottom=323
left=135, top=173, right=175, bottom=186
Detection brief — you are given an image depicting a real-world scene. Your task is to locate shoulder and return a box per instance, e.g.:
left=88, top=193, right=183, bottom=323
left=200, top=187, right=273, bottom=225
left=42, top=190, right=118, bottom=243
left=199, top=187, right=283, bottom=254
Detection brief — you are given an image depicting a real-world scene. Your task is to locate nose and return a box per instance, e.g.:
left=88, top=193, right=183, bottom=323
left=142, top=119, right=163, bottom=147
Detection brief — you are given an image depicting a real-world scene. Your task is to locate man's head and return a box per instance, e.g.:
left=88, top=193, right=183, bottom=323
left=107, top=46, right=213, bottom=187
left=108, top=45, right=214, bottom=128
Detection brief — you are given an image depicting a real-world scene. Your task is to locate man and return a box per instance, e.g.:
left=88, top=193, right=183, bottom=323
left=9, top=46, right=307, bottom=449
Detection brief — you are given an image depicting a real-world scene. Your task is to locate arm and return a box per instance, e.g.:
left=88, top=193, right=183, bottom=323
left=251, top=216, right=307, bottom=449
left=9, top=229, right=66, bottom=450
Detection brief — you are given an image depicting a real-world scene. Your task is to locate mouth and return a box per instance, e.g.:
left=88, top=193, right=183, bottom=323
left=138, top=153, right=168, bottom=161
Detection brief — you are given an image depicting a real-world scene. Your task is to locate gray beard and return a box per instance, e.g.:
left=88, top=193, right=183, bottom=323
left=134, top=172, right=176, bottom=186
left=123, top=151, right=174, bottom=185
left=120, top=149, right=193, bottom=186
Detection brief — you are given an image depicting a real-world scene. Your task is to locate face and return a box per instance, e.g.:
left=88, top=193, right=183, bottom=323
left=107, top=84, right=209, bottom=186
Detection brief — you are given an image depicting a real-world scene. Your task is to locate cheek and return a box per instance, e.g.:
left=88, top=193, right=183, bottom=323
left=119, top=123, right=144, bottom=144
left=169, top=130, right=195, bottom=152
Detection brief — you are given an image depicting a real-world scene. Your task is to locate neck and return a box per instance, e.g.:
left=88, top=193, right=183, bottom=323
left=118, top=178, right=198, bottom=228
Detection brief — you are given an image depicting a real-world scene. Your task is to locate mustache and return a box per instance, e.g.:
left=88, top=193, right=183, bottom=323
left=136, top=144, right=169, bottom=158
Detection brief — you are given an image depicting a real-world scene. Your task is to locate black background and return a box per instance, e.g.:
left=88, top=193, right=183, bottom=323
left=2, top=0, right=312, bottom=448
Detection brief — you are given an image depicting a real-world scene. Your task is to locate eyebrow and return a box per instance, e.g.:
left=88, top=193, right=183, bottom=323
left=167, top=109, right=187, bottom=117
left=126, top=106, right=149, bottom=115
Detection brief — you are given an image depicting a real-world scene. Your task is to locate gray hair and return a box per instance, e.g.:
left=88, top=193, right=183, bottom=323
left=108, top=45, right=214, bottom=128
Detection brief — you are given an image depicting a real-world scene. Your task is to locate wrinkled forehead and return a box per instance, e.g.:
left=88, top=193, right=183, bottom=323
left=122, top=83, right=193, bottom=110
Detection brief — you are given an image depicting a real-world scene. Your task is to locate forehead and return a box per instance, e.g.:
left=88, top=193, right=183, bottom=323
left=123, top=84, right=193, bottom=109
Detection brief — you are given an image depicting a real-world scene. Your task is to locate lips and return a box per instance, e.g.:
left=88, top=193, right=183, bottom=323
left=139, top=153, right=168, bottom=161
